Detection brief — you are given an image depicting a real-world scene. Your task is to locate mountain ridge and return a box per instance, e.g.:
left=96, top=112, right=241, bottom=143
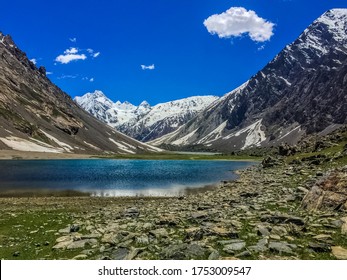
left=74, top=91, right=218, bottom=142
left=149, top=9, right=347, bottom=151
left=0, top=32, right=162, bottom=155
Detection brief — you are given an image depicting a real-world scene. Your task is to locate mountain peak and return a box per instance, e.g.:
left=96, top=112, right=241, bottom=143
left=93, top=90, right=106, bottom=98
left=139, top=100, right=151, bottom=108
left=151, top=9, right=347, bottom=151
left=313, top=8, right=347, bottom=43
left=0, top=33, right=160, bottom=155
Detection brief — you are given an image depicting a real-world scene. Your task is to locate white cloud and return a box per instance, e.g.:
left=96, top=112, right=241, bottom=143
left=55, top=47, right=100, bottom=64
left=90, top=78, right=94, bottom=82
left=55, top=53, right=87, bottom=64
left=46, top=71, right=53, bottom=75
left=203, top=7, right=275, bottom=42
left=30, top=58, right=37, bottom=65
left=69, top=38, right=77, bottom=43
left=57, top=74, right=78, bottom=79
left=64, top=47, right=78, bottom=54
left=141, top=64, right=155, bottom=70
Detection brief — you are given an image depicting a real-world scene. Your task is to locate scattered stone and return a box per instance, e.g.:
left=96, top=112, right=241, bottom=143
left=208, top=250, right=220, bottom=260
left=53, top=240, right=73, bottom=249
left=308, top=243, right=331, bottom=253
left=268, top=242, right=294, bottom=255
left=341, top=217, right=347, bottom=235
left=136, top=234, right=149, bottom=245
left=332, top=246, right=347, bottom=260
left=55, top=235, right=72, bottom=243
left=157, top=215, right=179, bottom=226
left=261, top=215, right=305, bottom=226
left=70, top=224, right=80, bottom=233
left=190, top=211, right=208, bottom=221
left=209, top=227, right=238, bottom=238
left=123, top=208, right=140, bottom=218
left=126, top=247, right=144, bottom=260
left=13, top=251, right=20, bottom=257
left=248, top=238, right=268, bottom=253
left=313, top=234, right=332, bottom=242
left=223, top=240, right=246, bottom=253
left=142, top=223, right=154, bottom=230
left=185, top=227, right=203, bottom=241
left=257, top=225, right=270, bottom=237
left=162, top=244, right=207, bottom=260
left=112, top=247, right=130, bottom=260
left=72, top=254, right=88, bottom=260
left=149, top=228, right=169, bottom=239
left=58, top=226, right=71, bottom=234
left=66, top=239, right=97, bottom=250
left=235, top=250, right=251, bottom=258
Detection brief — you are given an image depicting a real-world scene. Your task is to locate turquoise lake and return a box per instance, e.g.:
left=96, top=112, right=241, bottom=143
left=0, top=160, right=255, bottom=196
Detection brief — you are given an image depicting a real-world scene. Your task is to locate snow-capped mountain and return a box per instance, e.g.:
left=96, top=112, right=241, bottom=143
left=74, top=91, right=218, bottom=141
left=150, top=9, right=347, bottom=152
left=0, top=32, right=162, bottom=155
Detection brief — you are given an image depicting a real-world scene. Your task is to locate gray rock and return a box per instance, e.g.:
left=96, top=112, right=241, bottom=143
left=261, top=215, right=305, bottom=226
left=257, top=225, right=270, bottom=237
left=223, top=240, right=246, bottom=253
left=136, top=234, right=149, bottom=245
left=208, top=250, right=220, bottom=260
left=308, top=243, right=331, bottom=253
left=66, top=239, right=97, bottom=250
left=53, top=240, right=73, bottom=249
left=13, top=251, right=20, bottom=257
left=72, top=254, right=88, bottom=260
left=190, top=211, right=208, bottom=221
left=332, top=246, right=347, bottom=260
left=162, top=244, right=207, bottom=260
left=271, top=225, right=288, bottom=236
left=149, top=228, right=169, bottom=239
left=268, top=242, right=293, bottom=254
left=235, top=250, right=251, bottom=258
left=185, top=227, right=204, bottom=241
left=70, top=224, right=80, bottom=233
left=123, top=208, right=140, bottom=218
left=248, top=238, right=269, bottom=253
left=58, top=226, right=71, bottom=234
left=111, top=247, right=130, bottom=260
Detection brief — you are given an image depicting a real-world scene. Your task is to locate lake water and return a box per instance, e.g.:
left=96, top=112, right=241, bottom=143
left=0, top=159, right=255, bottom=196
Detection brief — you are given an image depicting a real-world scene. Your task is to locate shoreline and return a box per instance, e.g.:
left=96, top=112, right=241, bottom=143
left=0, top=149, right=261, bottom=161
left=0, top=160, right=346, bottom=260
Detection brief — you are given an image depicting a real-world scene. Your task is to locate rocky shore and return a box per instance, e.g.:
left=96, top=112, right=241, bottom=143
left=1, top=153, right=346, bottom=260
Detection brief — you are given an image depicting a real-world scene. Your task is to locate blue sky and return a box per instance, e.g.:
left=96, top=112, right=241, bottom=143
left=1, top=0, right=346, bottom=105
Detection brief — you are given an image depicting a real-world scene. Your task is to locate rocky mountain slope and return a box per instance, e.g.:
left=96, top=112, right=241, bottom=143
left=74, top=90, right=218, bottom=142
left=150, top=9, right=347, bottom=152
left=0, top=32, right=162, bottom=155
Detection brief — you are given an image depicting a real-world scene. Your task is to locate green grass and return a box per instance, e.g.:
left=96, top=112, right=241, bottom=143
left=0, top=210, right=82, bottom=260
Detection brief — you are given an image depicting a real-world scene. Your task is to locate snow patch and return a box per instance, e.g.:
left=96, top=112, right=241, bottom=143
left=40, top=130, right=74, bottom=152
left=278, top=126, right=301, bottom=140
left=197, top=121, right=227, bottom=144
left=223, top=119, right=266, bottom=149
left=83, top=141, right=101, bottom=151
left=171, top=129, right=198, bottom=146
left=109, top=138, right=136, bottom=154
left=0, top=136, right=63, bottom=153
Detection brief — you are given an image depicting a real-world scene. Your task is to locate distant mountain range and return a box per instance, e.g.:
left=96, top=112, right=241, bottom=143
left=0, top=32, right=161, bottom=155
left=148, top=9, right=347, bottom=151
left=74, top=91, right=218, bottom=142
left=1, top=9, right=346, bottom=155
